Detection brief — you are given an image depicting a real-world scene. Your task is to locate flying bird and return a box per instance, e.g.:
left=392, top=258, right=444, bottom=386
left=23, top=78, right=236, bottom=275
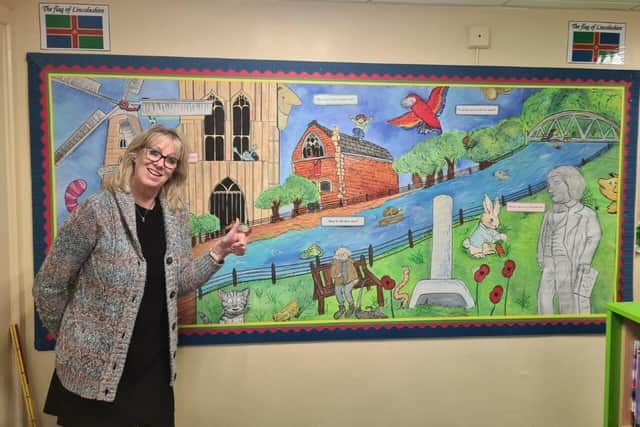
left=387, top=86, right=449, bottom=135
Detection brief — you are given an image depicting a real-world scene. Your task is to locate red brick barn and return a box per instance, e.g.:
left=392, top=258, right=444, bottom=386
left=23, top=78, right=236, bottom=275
left=292, top=121, right=398, bottom=207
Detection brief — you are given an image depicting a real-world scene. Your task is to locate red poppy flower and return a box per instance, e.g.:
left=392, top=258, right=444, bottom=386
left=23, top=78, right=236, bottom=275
left=489, top=285, right=504, bottom=304
left=381, top=275, right=396, bottom=290
left=502, top=260, right=516, bottom=278
left=473, top=264, right=490, bottom=282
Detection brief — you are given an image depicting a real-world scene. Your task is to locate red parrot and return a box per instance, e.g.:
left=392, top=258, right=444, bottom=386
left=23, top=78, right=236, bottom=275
left=387, top=86, right=449, bottom=135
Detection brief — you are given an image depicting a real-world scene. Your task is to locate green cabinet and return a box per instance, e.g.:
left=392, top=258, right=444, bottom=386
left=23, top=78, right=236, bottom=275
left=604, top=302, right=640, bottom=427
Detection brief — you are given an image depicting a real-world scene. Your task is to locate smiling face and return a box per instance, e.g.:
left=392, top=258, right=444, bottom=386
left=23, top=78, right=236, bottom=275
left=131, top=134, right=180, bottom=196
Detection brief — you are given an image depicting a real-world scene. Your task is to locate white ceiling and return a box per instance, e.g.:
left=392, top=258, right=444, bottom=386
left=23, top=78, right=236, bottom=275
left=324, top=0, right=640, bottom=10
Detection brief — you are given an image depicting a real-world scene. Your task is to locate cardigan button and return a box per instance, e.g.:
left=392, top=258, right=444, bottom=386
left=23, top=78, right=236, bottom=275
left=171, top=322, right=177, bottom=330
left=104, top=389, right=110, bottom=395
left=169, top=291, right=176, bottom=299
left=166, top=256, right=173, bottom=265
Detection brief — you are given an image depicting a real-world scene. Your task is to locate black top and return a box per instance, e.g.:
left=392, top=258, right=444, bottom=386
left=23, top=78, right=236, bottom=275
left=44, top=201, right=174, bottom=427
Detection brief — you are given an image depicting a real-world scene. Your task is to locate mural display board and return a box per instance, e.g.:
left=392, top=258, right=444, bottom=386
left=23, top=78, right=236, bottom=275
left=27, top=53, right=639, bottom=349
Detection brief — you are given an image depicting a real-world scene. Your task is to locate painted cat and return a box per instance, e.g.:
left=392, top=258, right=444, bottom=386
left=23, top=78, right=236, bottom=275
left=218, top=288, right=250, bottom=324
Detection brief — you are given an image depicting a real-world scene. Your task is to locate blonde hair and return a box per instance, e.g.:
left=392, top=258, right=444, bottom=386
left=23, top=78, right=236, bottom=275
left=103, top=125, right=187, bottom=211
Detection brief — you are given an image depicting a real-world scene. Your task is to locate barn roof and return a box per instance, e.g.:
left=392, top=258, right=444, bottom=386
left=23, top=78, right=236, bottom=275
left=309, top=121, right=393, bottom=162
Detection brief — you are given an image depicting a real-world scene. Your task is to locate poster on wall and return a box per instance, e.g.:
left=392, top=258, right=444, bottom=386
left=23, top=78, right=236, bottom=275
left=568, top=21, right=625, bottom=65
left=39, top=3, right=110, bottom=50
left=27, top=53, right=639, bottom=349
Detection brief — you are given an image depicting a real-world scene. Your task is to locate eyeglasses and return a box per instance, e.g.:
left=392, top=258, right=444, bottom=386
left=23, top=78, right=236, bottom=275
left=144, top=148, right=179, bottom=169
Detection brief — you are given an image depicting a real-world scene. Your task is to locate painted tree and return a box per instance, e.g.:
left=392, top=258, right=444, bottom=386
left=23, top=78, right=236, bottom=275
left=521, top=89, right=555, bottom=132
left=417, top=146, right=446, bottom=185
left=436, top=130, right=466, bottom=179
left=495, top=117, right=526, bottom=151
left=464, top=126, right=497, bottom=169
left=189, top=212, right=202, bottom=246
left=283, top=174, right=320, bottom=217
left=587, top=88, right=622, bottom=123
left=393, top=155, right=422, bottom=188
left=256, top=185, right=288, bottom=222
left=199, top=212, right=220, bottom=237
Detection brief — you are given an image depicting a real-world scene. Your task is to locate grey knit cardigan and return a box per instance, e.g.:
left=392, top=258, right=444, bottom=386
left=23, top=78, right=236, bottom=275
left=33, top=190, right=221, bottom=402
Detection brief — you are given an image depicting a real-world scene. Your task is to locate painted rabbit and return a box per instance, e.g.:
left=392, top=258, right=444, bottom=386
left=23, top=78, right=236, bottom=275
left=462, top=194, right=507, bottom=258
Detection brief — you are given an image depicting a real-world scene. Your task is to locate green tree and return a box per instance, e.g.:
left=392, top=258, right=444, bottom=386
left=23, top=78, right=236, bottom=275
left=587, top=89, right=622, bottom=123
left=189, top=212, right=202, bottom=238
left=393, top=152, right=423, bottom=187
left=495, top=116, right=526, bottom=152
left=521, top=89, right=554, bottom=132
left=437, top=131, right=466, bottom=179
left=283, top=174, right=320, bottom=217
left=256, top=185, right=288, bottom=222
left=199, top=212, right=220, bottom=236
left=465, top=126, right=497, bottom=167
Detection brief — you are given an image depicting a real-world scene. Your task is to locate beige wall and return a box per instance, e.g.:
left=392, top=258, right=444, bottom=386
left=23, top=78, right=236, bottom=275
left=0, top=1, right=638, bottom=426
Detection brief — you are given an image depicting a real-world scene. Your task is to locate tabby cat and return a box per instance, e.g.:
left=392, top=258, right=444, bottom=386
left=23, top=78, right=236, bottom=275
left=218, top=288, right=250, bottom=323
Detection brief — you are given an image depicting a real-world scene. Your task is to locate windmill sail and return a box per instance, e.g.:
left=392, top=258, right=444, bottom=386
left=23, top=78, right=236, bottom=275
left=53, top=77, right=117, bottom=104
left=140, top=100, right=214, bottom=116
left=55, top=109, right=111, bottom=165
left=124, top=79, right=143, bottom=97
left=55, top=76, right=102, bottom=94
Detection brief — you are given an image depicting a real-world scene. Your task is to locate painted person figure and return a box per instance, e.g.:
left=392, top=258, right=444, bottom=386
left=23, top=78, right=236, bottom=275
left=33, top=126, right=249, bottom=427
left=536, top=165, right=601, bottom=315
left=350, top=113, right=373, bottom=139
left=330, top=246, right=359, bottom=319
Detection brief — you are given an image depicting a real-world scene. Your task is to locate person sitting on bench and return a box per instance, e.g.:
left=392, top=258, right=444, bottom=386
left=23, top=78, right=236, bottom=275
left=330, top=246, right=358, bottom=319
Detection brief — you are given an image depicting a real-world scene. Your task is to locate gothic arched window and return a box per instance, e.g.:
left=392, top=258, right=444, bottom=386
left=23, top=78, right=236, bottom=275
left=302, top=133, right=324, bottom=159
left=232, top=95, right=251, bottom=161
left=204, top=96, right=225, bottom=161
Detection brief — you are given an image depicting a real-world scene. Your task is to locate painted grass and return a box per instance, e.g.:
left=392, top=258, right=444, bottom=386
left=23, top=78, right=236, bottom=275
left=197, top=145, right=620, bottom=324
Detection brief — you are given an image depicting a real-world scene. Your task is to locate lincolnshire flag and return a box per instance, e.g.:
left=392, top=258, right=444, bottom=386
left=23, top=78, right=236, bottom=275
left=568, top=21, right=624, bottom=64
left=40, top=4, right=110, bottom=50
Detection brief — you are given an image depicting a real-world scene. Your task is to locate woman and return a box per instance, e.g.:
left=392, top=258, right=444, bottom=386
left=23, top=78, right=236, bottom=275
left=33, top=126, right=248, bottom=426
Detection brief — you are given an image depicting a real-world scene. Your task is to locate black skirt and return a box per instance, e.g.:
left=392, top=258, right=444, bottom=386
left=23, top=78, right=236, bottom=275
left=44, top=367, right=174, bottom=427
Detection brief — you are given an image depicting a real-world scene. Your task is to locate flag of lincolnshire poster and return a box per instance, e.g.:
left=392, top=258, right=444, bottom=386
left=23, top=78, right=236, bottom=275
left=568, top=21, right=624, bottom=64
left=39, top=3, right=110, bottom=50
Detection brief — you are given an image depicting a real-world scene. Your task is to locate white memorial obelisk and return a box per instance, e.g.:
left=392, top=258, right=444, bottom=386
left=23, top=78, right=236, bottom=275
left=409, top=195, right=474, bottom=309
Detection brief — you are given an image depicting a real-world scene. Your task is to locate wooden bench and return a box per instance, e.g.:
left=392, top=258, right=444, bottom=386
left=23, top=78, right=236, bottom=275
left=309, top=255, right=385, bottom=315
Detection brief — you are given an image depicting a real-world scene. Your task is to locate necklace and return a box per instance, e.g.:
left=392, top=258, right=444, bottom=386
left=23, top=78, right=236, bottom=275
left=135, top=203, right=154, bottom=223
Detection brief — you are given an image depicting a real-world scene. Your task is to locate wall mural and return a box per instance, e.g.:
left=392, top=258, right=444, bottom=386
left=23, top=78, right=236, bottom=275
left=27, top=53, right=639, bottom=349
